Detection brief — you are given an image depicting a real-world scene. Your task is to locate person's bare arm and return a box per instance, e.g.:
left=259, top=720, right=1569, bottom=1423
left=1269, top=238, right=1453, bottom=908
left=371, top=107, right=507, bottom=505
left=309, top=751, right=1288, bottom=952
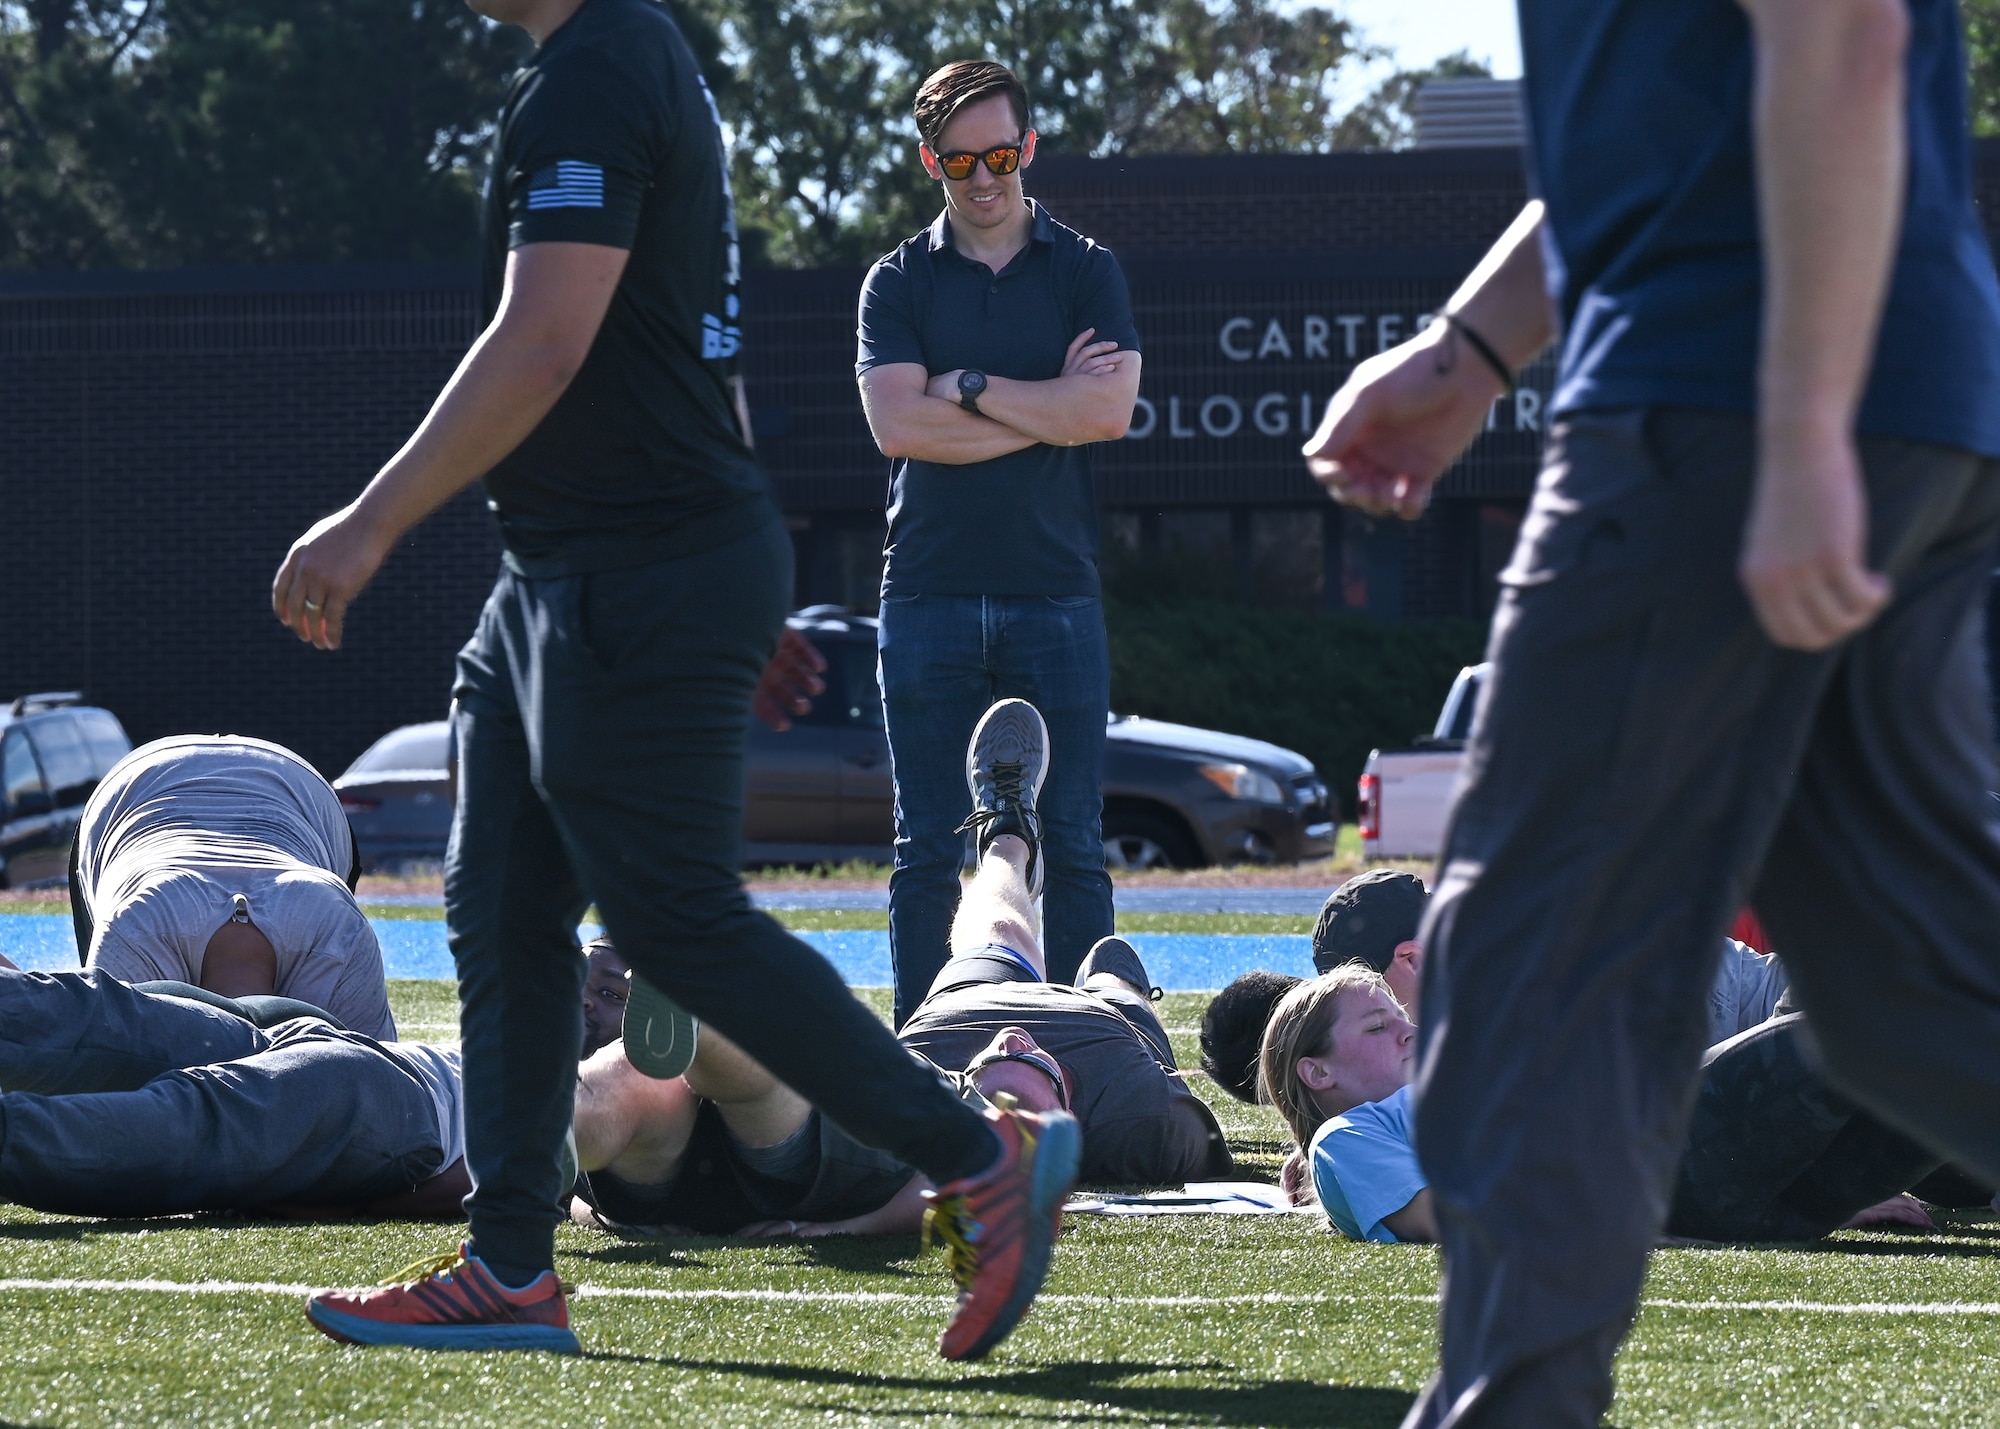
left=861, top=364, right=1042, bottom=465
left=926, top=347, right=1142, bottom=448
left=858, top=330, right=1128, bottom=465
left=1379, top=1188, right=1440, bottom=1243
left=741, top=1174, right=934, bottom=1238
left=753, top=627, right=828, bottom=732
left=271, top=242, right=629, bottom=649
left=1735, top=0, right=1905, bottom=650
left=1303, top=203, right=1555, bottom=518
left=361, top=1157, right=474, bottom=1219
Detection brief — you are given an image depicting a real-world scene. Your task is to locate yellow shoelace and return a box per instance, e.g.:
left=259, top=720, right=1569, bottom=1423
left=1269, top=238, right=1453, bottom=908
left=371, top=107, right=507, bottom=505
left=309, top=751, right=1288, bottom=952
left=378, top=1250, right=463, bottom=1289
left=922, top=1196, right=978, bottom=1290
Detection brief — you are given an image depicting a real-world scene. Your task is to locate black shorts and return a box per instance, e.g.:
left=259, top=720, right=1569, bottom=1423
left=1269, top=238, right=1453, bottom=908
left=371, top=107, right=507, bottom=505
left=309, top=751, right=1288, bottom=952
left=575, top=1098, right=915, bottom=1236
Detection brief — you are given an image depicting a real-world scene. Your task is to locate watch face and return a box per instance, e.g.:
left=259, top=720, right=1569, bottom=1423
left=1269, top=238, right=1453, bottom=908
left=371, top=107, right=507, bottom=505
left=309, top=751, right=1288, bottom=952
left=960, top=370, right=987, bottom=395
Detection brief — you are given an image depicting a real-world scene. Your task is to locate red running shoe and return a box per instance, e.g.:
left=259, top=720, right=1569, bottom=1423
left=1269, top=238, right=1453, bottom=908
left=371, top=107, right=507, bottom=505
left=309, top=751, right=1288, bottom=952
left=924, top=1097, right=1080, bottom=1361
left=305, top=1244, right=579, bottom=1354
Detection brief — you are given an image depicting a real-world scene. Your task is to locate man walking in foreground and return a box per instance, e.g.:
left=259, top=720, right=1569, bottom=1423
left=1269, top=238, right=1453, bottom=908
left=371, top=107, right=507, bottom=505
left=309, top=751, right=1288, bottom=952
left=1303, top=0, right=2000, bottom=1421
left=857, top=60, right=1142, bottom=1023
left=271, top=0, right=1074, bottom=1360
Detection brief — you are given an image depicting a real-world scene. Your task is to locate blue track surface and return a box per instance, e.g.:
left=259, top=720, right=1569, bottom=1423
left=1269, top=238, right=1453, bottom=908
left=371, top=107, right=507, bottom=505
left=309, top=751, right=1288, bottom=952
left=0, top=915, right=1310, bottom=990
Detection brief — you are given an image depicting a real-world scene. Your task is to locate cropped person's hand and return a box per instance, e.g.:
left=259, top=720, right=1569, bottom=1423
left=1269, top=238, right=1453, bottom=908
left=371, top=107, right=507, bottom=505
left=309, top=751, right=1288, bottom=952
left=271, top=504, right=396, bottom=651
left=1303, top=323, right=1503, bottom=520
left=753, top=627, right=828, bottom=732
left=1739, top=426, right=1891, bottom=650
left=1841, top=1193, right=1934, bottom=1230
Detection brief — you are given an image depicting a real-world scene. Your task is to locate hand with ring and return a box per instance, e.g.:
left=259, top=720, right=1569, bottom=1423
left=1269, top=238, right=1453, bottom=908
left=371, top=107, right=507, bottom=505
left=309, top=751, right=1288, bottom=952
left=271, top=502, right=395, bottom=651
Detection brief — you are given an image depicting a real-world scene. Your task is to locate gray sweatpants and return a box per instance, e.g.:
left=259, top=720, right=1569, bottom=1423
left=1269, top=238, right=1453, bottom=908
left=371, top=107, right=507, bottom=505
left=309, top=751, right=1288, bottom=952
left=1405, top=408, right=2000, bottom=1427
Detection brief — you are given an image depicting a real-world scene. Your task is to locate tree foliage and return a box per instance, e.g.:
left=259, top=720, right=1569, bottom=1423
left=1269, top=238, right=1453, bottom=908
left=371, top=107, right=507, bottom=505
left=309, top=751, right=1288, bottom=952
left=0, top=0, right=535, bottom=268
left=1969, top=0, right=2000, bottom=136
left=0, top=0, right=1491, bottom=273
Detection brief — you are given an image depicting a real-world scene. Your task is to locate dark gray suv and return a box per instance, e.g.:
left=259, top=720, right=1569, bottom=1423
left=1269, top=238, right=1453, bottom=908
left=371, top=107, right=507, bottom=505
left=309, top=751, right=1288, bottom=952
left=337, top=612, right=1335, bottom=873
left=0, top=693, right=132, bottom=888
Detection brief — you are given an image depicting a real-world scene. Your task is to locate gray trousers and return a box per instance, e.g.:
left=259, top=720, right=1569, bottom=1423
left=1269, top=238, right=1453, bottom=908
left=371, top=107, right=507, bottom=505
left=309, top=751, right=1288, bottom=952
left=1406, top=409, right=2000, bottom=1428
left=0, top=970, right=441, bottom=1216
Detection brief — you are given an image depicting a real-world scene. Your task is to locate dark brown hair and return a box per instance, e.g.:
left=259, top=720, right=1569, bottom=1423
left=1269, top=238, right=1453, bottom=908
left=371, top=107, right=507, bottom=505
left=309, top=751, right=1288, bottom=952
left=913, top=61, right=1031, bottom=150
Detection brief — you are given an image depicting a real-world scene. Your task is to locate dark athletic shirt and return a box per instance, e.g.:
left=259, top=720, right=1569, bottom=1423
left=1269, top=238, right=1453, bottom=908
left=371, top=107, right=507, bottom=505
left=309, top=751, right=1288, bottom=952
left=855, top=202, right=1140, bottom=598
left=1519, top=0, right=2000, bottom=456
left=479, top=0, right=769, bottom=576
left=899, top=982, right=1230, bottom=1185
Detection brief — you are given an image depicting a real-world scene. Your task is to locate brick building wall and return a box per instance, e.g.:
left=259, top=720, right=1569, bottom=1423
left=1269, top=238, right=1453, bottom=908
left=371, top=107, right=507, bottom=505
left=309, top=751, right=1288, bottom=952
left=6, top=143, right=1996, bottom=774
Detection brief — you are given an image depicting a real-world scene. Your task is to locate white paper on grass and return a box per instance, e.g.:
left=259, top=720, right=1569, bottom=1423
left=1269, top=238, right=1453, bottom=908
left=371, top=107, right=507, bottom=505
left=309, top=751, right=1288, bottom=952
left=1064, top=1181, right=1307, bottom=1215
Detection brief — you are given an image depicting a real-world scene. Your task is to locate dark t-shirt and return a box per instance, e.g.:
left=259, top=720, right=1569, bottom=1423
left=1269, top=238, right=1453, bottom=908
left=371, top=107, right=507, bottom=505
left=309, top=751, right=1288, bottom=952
left=899, top=981, right=1231, bottom=1185
left=856, top=202, right=1140, bottom=597
left=480, top=0, right=770, bottom=576
left=1520, top=0, right=2000, bottom=456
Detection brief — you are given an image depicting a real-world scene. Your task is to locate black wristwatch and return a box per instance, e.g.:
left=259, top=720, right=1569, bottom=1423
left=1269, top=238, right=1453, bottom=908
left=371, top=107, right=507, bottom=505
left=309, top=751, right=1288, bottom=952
left=957, top=369, right=988, bottom=414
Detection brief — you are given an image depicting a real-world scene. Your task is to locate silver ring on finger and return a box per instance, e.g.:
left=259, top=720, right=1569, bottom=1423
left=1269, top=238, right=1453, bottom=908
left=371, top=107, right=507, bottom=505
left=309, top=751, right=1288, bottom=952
left=303, top=599, right=323, bottom=612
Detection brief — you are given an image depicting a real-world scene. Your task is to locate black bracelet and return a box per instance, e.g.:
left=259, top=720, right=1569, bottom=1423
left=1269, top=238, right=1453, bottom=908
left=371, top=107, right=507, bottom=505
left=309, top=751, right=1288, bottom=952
left=1443, top=311, right=1516, bottom=395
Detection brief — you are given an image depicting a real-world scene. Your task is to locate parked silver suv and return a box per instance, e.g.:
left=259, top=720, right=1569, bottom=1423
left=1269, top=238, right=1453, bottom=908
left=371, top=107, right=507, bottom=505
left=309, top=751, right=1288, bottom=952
left=0, top=693, right=132, bottom=888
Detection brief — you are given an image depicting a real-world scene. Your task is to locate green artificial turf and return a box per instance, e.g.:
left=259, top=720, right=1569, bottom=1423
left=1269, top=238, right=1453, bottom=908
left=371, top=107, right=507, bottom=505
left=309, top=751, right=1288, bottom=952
left=2, top=985, right=1998, bottom=1426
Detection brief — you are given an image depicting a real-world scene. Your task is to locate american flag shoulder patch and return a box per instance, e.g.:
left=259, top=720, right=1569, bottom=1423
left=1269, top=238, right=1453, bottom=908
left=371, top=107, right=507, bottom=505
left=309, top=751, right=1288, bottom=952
left=524, top=160, right=605, bottom=210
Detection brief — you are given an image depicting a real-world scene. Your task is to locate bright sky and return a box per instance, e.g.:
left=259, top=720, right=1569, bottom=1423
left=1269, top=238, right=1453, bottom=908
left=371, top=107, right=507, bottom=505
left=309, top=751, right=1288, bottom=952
left=1328, top=0, right=1524, bottom=78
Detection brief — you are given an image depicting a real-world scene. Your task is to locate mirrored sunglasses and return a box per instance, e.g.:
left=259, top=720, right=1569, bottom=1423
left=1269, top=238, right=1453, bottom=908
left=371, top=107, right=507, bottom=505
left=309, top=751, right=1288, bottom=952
left=937, top=143, right=1023, bottom=181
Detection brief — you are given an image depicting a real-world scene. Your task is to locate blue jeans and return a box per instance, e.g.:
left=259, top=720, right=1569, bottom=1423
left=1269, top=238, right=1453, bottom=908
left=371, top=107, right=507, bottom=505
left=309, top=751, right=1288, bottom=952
left=877, top=593, right=1115, bottom=1024
left=0, top=970, right=442, bottom=1216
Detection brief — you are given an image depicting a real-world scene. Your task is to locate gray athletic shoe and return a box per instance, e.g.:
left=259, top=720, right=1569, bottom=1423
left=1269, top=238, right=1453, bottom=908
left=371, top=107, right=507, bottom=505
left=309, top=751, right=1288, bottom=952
left=955, top=698, right=1049, bottom=897
left=623, top=973, right=699, bottom=1080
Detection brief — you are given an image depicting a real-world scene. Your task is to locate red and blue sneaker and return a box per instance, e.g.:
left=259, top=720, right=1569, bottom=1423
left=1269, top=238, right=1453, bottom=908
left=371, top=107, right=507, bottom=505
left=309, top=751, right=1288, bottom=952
left=305, top=1244, right=579, bottom=1354
left=924, top=1096, right=1080, bottom=1361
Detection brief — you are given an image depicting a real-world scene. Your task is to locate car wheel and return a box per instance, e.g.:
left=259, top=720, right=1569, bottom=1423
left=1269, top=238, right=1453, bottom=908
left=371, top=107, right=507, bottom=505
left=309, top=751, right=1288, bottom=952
left=1102, top=812, right=1200, bottom=871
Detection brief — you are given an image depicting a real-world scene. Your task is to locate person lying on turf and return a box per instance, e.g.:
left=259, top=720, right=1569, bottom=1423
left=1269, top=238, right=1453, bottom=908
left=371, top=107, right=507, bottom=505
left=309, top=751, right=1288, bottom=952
left=0, top=956, right=458, bottom=1217
left=571, top=704, right=1229, bottom=1238
left=70, top=734, right=394, bottom=1040
left=0, top=940, right=637, bottom=1222
left=1258, top=967, right=1940, bottom=1243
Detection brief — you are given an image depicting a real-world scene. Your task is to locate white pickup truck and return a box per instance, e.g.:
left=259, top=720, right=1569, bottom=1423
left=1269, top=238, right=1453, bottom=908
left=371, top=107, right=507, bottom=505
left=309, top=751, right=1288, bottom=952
left=1358, top=663, right=1488, bottom=861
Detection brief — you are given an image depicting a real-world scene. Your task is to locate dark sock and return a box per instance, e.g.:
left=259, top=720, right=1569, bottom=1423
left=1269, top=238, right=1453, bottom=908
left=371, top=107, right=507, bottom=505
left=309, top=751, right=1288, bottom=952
left=470, top=1246, right=546, bottom=1290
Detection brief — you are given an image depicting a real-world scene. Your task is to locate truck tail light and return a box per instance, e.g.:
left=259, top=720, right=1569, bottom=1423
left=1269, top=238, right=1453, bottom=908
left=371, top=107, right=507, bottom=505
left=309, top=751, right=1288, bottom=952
left=1357, top=773, right=1380, bottom=841
left=338, top=795, right=380, bottom=813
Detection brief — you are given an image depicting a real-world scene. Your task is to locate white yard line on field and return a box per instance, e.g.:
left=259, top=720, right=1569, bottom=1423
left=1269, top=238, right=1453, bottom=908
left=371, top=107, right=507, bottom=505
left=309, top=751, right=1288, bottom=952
left=6, top=1278, right=2000, bottom=1318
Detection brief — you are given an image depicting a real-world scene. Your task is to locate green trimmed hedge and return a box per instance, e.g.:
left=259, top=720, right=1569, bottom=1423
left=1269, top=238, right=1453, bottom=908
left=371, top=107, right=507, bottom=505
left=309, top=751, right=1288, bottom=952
left=1104, top=597, right=1488, bottom=816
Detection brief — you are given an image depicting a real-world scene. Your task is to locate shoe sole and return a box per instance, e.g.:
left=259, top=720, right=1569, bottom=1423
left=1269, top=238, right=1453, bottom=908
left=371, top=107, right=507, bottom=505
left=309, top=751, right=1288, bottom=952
left=623, top=973, right=699, bottom=1081
left=948, top=1111, right=1081, bottom=1363
left=305, top=1301, right=581, bottom=1354
left=964, top=700, right=1050, bottom=811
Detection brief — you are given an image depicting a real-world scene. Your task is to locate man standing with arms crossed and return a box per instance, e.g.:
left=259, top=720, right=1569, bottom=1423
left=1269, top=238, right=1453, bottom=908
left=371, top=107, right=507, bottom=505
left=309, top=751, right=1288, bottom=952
left=270, top=0, right=1076, bottom=1361
left=1304, top=0, right=2000, bottom=1421
left=857, top=61, right=1143, bottom=1023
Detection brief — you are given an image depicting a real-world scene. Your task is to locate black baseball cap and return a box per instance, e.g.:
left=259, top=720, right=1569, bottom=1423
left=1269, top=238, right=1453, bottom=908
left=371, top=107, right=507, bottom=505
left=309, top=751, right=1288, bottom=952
left=1311, top=869, right=1429, bottom=976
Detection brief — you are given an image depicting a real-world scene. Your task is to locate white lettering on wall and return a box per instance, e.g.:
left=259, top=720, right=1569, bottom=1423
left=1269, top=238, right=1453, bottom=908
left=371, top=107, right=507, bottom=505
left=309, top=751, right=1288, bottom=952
left=1200, top=395, right=1243, bottom=438
left=1303, top=316, right=1330, bottom=359
left=1514, top=387, right=1541, bottom=432
left=1376, top=314, right=1402, bottom=351
left=1219, top=317, right=1254, bottom=361
left=1253, top=392, right=1289, bottom=436
left=1127, top=396, right=1158, bottom=439
left=1169, top=396, right=1197, bottom=438
left=1336, top=315, right=1366, bottom=358
left=1256, top=320, right=1292, bottom=360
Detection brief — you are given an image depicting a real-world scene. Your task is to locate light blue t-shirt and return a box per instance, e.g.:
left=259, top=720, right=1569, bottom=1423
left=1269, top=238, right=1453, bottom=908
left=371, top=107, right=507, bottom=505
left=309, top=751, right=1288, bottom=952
left=1308, top=1085, right=1426, bottom=1243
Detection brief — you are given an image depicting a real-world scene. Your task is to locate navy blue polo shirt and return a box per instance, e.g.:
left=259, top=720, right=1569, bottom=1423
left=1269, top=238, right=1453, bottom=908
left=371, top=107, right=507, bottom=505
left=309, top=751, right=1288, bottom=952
left=856, top=201, right=1140, bottom=597
left=1520, top=0, right=2000, bottom=456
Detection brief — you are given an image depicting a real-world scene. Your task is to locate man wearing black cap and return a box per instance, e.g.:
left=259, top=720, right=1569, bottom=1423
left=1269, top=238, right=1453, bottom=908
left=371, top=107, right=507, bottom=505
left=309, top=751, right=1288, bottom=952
left=1311, top=869, right=1429, bottom=1019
